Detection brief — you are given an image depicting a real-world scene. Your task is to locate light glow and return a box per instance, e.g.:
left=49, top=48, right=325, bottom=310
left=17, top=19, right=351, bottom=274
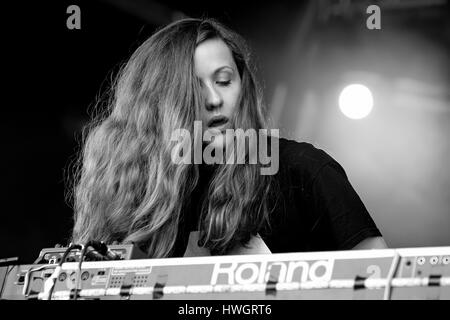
left=339, top=84, right=374, bottom=119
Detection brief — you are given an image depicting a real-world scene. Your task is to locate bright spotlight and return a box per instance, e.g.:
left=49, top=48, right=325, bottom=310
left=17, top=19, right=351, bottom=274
left=339, top=84, right=373, bottom=119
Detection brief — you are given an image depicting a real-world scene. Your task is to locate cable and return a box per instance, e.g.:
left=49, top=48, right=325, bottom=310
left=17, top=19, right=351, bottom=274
left=59, top=244, right=83, bottom=267
left=73, top=241, right=116, bottom=300
left=72, top=246, right=86, bottom=300
left=34, top=241, right=118, bottom=300
left=1, top=265, right=16, bottom=299
left=73, top=242, right=96, bottom=300
left=23, top=265, right=55, bottom=298
left=40, top=243, right=82, bottom=300
left=383, top=251, right=400, bottom=300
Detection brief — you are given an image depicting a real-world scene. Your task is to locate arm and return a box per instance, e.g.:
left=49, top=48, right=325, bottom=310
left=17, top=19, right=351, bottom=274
left=352, top=236, right=388, bottom=250
left=310, top=159, right=384, bottom=251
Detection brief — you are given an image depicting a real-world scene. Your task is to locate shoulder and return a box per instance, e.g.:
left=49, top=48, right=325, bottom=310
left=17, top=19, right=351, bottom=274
left=278, top=137, right=333, bottom=165
left=276, top=137, right=346, bottom=186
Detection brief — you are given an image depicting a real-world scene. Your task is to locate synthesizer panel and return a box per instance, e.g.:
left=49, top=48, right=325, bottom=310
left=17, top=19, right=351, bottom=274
left=1, top=247, right=449, bottom=300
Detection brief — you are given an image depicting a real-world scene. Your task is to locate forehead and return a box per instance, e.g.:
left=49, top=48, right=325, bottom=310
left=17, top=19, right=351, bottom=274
left=194, top=38, right=236, bottom=78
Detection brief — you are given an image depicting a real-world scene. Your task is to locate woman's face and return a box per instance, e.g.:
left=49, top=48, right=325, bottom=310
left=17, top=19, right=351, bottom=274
left=194, top=38, right=242, bottom=149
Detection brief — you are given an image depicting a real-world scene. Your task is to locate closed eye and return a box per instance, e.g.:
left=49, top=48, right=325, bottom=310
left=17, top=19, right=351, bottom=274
left=216, top=80, right=231, bottom=87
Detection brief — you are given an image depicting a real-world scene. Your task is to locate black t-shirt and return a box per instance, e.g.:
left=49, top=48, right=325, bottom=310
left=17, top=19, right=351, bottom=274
left=171, top=137, right=382, bottom=257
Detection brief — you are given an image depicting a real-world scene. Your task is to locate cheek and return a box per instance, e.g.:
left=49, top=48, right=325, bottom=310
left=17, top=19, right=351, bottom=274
left=229, top=85, right=242, bottom=110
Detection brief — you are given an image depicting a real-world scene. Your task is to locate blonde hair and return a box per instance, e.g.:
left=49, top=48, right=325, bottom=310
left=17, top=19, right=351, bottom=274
left=70, top=18, right=273, bottom=257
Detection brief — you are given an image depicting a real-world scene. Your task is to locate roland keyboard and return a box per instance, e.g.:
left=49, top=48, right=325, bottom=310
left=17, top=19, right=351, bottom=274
left=1, top=247, right=449, bottom=300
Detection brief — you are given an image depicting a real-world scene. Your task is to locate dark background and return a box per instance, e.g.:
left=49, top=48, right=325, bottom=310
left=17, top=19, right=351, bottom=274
left=2, top=0, right=449, bottom=263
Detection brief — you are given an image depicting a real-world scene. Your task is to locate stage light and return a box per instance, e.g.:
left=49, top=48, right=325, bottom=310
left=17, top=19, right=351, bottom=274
left=339, top=84, right=373, bottom=119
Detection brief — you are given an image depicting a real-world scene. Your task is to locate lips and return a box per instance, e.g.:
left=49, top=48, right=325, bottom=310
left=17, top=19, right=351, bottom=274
left=207, top=115, right=229, bottom=128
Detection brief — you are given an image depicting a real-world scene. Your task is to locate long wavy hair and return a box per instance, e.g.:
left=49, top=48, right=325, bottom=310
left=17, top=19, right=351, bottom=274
left=69, top=18, right=274, bottom=257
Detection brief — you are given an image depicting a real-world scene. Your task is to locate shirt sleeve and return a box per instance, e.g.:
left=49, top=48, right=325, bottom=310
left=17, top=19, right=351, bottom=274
left=309, top=160, right=382, bottom=250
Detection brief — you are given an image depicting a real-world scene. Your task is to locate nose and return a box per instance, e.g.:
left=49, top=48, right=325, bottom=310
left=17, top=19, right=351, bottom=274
left=204, top=84, right=223, bottom=111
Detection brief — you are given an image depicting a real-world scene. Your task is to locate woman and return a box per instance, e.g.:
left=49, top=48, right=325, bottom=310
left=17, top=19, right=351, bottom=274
left=70, top=18, right=387, bottom=259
